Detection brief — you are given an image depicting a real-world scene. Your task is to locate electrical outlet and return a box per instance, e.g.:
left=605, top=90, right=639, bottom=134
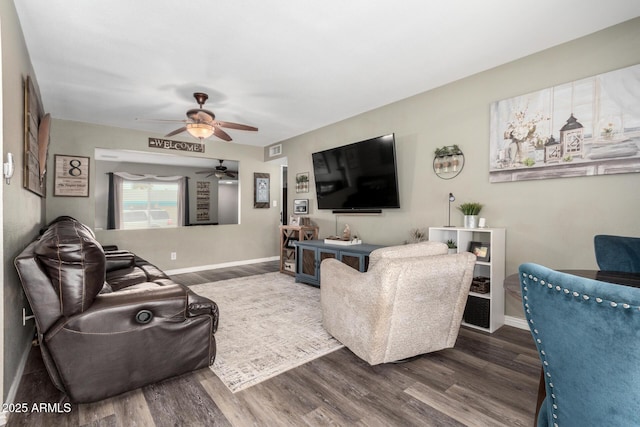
left=170, top=252, right=177, bottom=260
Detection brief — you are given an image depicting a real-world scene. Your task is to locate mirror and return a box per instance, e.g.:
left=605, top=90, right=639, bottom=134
left=94, top=148, right=239, bottom=230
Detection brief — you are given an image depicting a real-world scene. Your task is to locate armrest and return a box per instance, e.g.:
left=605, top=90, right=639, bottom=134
left=47, top=285, right=191, bottom=336
left=320, top=258, right=386, bottom=360
left=187, top=291, right=219, bottom=332
left=105, top=251, right=136, bottom=272
left=320, top=259, right=382, bottom=307
left=321, top=258, right=368, bottom=287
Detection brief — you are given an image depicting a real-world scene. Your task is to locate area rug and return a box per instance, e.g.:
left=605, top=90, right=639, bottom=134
left=190, top=272, right=343, bottom=393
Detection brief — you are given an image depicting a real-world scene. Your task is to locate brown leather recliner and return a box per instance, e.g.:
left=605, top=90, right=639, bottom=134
left=14, top=216, right=218, bottom=403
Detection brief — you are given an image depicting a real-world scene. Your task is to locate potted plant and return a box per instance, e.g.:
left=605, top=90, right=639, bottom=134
left=446, top=239, right=457, bottom=254
left=434, top=146, right=450, bottom=157
left=405, top=228, right=428, bottom=244
left=457, top=202, right=483, bottom=229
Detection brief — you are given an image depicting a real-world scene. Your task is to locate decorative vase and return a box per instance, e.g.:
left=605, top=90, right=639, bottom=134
left=464, top=215, right=479, bottom=229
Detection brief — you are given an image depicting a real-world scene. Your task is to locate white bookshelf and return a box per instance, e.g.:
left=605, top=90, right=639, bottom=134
left=428, top=227, right=505, bottom=333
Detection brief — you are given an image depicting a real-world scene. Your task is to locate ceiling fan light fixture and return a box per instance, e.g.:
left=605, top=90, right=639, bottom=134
left=186, top=123, right=215, bottom=140
left=214, top=170, right=225, bottom=179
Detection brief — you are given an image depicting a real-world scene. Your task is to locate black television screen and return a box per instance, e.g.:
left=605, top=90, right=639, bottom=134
left=312, top=133, right=400, bottom=211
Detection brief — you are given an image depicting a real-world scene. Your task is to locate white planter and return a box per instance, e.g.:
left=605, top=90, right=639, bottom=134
left=448, top=248, right=457, bottom=254
left=464, top=215, right=479, bottom=229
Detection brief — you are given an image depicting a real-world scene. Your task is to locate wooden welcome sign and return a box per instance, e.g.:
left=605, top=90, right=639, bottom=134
left=148, top=138, right=205, bottom=153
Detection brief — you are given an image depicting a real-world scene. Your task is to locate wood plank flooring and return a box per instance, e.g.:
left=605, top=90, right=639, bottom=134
left=7, top=261, right=540, bottom=426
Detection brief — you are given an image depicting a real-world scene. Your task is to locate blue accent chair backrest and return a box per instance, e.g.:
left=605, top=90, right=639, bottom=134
left=519, top=263, right=640, bottom=427
left=594, top=234, right=640, bottom=273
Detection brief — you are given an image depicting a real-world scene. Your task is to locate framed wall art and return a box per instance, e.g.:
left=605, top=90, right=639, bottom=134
left=296, top=172, right=309, bottom=193
left=468, top=241, right=490, bottom=262
left=196, top=181, right=211, bottom=222
left=54, top=155, right=90, bottom=197
left=293, top=199, right=309, bottom=214
left=489, top=63, right=640, bottom=183
left=23, top=76, right=49, bottom=197
left=254, top=172, right=270, bottom=208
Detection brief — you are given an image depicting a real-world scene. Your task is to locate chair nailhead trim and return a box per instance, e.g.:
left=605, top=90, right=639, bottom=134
left=520, top=270, right=640, bottom=425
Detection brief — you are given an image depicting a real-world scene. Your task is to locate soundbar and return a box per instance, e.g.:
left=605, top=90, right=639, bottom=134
left=332, top=209, right=382, bottom=214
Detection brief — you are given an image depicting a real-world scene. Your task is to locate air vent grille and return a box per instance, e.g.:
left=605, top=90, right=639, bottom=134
left=269, top=144, right=282, bottom=157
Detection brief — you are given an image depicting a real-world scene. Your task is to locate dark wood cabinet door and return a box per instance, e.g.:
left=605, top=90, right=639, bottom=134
left=340, top=254, right=361, bottom=270
left=319, top=250, right=337, bottom=263
left=300, top=247, right=317, bottom=277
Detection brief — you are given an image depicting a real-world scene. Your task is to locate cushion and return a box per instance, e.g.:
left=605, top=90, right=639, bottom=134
left=35, top=217, right=106, bottom=317
left=368, top=241, right=448, bottom=270
left=105, top=251, right=136, bottom=272
left=594, top=234, right=640, bottom=273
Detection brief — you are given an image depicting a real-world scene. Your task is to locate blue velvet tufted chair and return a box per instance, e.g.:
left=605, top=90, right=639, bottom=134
left=519, top=263, right=640, bottom=427
left=594, top=234, right=640, bottom=273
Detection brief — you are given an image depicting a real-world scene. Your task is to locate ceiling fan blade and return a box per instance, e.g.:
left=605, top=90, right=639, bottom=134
left=165, top=126, right=187, bottom=137
left=213, top=127, right=233, bottom=142
left=226, top=171, right=237, bottom=178
left=215, top=121, right=258, bottom=131
left=195, top=170, right=214, bottom=174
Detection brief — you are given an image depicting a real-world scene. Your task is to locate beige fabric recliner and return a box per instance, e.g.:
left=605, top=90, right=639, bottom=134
left=320, top=241, right=476, bottom=365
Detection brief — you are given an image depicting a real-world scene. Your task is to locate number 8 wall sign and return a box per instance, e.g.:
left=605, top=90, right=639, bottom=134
left=54, top=154, right=90, bottom=197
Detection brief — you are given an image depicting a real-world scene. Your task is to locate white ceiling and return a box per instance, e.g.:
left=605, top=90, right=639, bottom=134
left=14, top=1, right=640, bottom=147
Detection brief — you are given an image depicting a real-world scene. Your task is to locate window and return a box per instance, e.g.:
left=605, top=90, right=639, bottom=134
left=106, top=172, right=187, bottom=230
left=120, top=179, right=179, bottom=229
left=120, top=180, right=178, bottom=229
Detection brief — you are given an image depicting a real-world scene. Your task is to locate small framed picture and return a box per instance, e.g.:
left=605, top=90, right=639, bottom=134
left=289, top=215, right=300, bottom=226
left=254, top=172, right=270, bottom=208
left=468, top=241, right=490, bottom=262
left=296, top=172, right=310, bottom=193
left=54, top=155, right=90, bottom=197
left=293, top=199, right=309, bottom=214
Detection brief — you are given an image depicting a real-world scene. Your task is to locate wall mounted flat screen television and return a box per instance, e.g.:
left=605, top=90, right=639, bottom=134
left=312, top=133, right=400, bottom=211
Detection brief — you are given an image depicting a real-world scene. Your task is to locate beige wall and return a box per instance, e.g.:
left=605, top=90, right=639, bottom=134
left=1, top=0, right=45, bottom=403
left=46, top=120, right=282, bottom=271
left=275, top=18, right=640, bottom=319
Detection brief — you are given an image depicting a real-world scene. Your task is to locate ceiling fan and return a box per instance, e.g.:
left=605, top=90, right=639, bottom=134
left=196, top=160, right=238, bottom=179
left=157, top=92, right=258, bottom=142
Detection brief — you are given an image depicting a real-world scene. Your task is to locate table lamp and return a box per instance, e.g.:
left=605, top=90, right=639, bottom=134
left=446, top=192, right=455, bottom=227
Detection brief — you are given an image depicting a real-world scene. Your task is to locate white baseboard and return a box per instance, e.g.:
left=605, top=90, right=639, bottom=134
left=1, top=337, right=34, bottom=426
left=164, top=256, right=279, bottom=276
left=504, top=315, right=529, bottom=330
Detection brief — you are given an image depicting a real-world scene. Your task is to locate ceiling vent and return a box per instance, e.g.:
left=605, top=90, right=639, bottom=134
left=269, top=144, right=282, bottom=157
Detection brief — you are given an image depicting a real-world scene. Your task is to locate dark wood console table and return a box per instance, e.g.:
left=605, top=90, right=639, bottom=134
left=294, top=240, right=384, bottom=286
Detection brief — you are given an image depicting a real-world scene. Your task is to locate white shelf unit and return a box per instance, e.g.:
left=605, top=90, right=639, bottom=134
left=428, top=227, right=505, bottom=333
